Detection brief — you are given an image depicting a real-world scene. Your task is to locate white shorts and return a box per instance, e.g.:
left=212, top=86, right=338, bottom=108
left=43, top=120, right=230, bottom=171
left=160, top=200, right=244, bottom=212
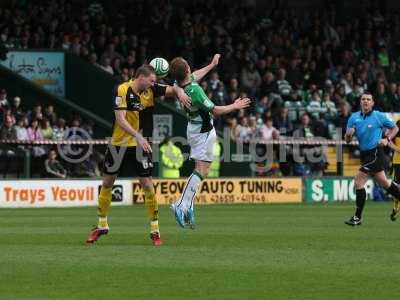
left=187, top=128, right=217, bottom=162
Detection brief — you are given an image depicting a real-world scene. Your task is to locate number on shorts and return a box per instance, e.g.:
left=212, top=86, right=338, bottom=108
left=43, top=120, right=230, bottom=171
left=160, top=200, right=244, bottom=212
left=142, top=159, right=149, bottom=169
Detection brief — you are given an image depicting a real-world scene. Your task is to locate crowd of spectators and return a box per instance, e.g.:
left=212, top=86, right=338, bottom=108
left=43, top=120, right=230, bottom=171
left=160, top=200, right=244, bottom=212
left=1, top=0, right=400, bottom=175
left=0, top=87, right=102, bottom=178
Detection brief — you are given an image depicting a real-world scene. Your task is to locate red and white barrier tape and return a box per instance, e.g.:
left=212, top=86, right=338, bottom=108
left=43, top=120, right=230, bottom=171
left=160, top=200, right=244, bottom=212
left=0, top=139, right=359, bottom=146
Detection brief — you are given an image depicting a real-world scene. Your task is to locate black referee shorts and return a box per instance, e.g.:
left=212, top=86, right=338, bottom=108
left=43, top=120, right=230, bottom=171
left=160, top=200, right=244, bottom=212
left=102, top=145, right=153, bottom=177
left=359, top=147, right=386, bottom=174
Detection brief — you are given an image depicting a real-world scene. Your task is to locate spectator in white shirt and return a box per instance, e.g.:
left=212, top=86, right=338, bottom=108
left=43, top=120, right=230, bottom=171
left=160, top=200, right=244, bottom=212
left=258, top=117, right=279, bottom=141
left=237, top=116, right=252, bottom=143
left=15, top=118, right=29, bottom=141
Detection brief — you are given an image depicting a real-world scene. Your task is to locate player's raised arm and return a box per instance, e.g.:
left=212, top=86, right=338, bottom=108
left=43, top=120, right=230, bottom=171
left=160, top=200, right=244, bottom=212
left=191, top=54, right=220, bottom=82
left=114, top=110, right=152, bottom=153
left=164, top=84, right=191, bottom=108
left=152, top=82, right=191, bottom=109
left=188, top=83, right=251, bottom=116
left=212, top=97, right=251, bottom=116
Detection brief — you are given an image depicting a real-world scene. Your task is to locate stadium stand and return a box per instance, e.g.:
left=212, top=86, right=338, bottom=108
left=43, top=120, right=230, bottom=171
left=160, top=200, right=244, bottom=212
left=1, top=0, right=399, bottom=176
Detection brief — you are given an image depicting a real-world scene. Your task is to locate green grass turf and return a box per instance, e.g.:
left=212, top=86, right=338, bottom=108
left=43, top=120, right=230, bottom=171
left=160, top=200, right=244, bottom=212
left=0, top=202, right=399, bottom=300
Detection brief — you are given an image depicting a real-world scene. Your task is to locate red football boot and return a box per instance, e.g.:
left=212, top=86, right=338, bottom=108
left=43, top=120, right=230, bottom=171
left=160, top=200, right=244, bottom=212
left=86, top=226, right=109, bottom=244
left=150, top=232, right=163, bottom=246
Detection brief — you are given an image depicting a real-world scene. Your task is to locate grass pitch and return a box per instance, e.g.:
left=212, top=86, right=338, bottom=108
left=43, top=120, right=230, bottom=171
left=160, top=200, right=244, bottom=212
left=0, top=203, right=399, bottom=300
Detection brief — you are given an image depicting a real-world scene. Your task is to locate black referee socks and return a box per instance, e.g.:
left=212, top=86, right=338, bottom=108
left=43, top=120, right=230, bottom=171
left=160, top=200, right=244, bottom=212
left=355, top=188, right=366, bottom=219
left=386, top=182, right=400, bottom=199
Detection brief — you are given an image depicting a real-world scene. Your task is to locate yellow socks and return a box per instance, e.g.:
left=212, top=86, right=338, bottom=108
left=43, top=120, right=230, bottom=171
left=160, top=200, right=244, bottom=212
left=96, top=185, right=160, bottom=233
left=395, top=198, right=400, bottom=211
left=97, top=186, right=112, bottom=228
left=144, top=188, right=159, bottom=232
left=98, top=216, right=109, bottom=229
left=150, top=220, right=160, bottom=234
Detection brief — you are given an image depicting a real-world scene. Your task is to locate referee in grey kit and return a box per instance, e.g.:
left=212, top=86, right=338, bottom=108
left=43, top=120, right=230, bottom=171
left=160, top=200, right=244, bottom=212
left=345, top=92, right=400, bottom=225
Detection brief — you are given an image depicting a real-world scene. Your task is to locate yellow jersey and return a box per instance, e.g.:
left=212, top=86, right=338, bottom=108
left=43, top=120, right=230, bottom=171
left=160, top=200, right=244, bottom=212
left=393, top=136, right=400, bottom=164
left=112, top=80, right=166, bottom=147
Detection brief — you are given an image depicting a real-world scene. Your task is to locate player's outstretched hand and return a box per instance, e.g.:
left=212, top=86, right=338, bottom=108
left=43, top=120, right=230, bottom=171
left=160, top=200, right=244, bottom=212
left=233, top=97, right=251, bottom=110
left=178, top=92, right=191, bottom=109
left=136, top=134, right=152, bottom=153
left=211, top=54, right=221, bottom=67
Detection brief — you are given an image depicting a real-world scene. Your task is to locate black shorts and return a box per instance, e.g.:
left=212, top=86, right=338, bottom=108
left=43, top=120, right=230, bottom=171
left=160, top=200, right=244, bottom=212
left=393, top=164, right=400, bottom=182
left=359, top=147, right=386, bottom=174
left=102, top=145, right=153, bottom=177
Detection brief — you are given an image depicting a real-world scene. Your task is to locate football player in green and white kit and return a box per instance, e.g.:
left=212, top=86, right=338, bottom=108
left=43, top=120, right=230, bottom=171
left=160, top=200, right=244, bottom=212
left=169, top=54, right=251, bottom=228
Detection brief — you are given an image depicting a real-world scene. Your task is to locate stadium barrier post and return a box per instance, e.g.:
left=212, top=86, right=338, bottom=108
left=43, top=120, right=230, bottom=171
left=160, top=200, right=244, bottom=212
left=23, top=149, right=31, bottom=178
